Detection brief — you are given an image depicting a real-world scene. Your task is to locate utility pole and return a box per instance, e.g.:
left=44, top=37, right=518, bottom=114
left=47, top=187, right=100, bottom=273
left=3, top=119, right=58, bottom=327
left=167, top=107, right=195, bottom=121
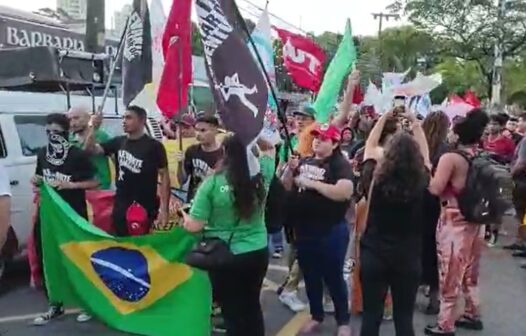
left=85, top=0, right=106, bottom=53
left=371, top=12, right=400, bottom=38
left=372, top=12, right=400, bottom=61
left=491, top=0, right=506, bottom=107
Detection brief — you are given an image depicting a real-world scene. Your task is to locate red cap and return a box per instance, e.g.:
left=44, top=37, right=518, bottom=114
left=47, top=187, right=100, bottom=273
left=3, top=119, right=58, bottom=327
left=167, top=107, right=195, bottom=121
left=178, top=113, right=196, bottom=127
left=310, top=123, right=341, bottom=142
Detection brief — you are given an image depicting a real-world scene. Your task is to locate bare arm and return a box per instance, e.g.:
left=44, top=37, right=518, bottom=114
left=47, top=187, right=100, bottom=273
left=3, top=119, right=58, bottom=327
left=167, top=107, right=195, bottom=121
left=159, top=168, right=171, bottom=216
left=409, top=119, right=431, bottom=169
left=332, top=71, right=360, bottom=128
left=84, top=126, right=105, bottom=155
left=280, top=166, right=295, bottom=191
left=181, top=211, right=205, bottom=233
left=364, top=111, right=391, bottom=160
left=0, top=195, right=10, bottom=250
left=429, top=154, right=455, bottom=196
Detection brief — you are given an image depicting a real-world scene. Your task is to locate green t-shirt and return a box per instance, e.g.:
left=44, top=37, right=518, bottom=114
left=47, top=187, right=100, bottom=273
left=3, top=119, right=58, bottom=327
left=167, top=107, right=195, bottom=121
left=189, top=155, right=276, bottom=254
left=70, top=129, right=112, bottom=190
left=278, top=134, right=298, bottom=164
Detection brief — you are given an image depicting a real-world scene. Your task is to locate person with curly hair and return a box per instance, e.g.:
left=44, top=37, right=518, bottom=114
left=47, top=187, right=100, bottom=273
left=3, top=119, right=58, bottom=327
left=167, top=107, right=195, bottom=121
left=425, top=109, right=490, bottom=336
left=421, top=111, right=451, bottom=315
left=359, top=110, right=431, bottom=336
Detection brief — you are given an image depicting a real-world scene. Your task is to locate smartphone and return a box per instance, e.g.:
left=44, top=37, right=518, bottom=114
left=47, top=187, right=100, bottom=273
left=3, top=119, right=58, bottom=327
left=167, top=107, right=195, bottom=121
left=393, top=96, right=406, bottom=108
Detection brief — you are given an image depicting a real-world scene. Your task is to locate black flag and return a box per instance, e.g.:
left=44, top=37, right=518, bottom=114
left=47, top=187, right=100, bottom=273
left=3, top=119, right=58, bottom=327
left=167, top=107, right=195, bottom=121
left=195, top=0, right=268, bottom=147
left=122, top=0, right=152, bottom=107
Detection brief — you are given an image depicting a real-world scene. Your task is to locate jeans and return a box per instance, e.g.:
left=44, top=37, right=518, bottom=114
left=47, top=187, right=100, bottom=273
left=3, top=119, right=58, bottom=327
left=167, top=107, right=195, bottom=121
left=209, top=248, right=269, bottom=336
left=268, top=230, right=284, bottom=252
left=296, top=222, right=350, bottom=326
left=360, top=248, right=421, bottom=336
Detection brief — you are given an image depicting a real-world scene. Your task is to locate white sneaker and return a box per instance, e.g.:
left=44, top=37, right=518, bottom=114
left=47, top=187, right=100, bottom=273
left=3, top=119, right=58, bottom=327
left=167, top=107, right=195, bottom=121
left=76, top=312, right=92, bottom=323
left=32, top=305, right=64, bottom=326
left=279, top=291, right=306, bottom=312
left=323, top=298, right=335, bottom=313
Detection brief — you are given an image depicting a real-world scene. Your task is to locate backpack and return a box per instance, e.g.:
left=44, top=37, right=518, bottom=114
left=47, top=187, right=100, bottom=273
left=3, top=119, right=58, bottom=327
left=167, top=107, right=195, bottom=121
left=454, top=150, right=512, bottom=225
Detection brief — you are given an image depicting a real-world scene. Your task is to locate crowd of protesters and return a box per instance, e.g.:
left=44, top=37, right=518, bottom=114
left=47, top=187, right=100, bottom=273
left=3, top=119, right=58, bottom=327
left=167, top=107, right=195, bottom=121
left=0, top=69, right=523, bottom=336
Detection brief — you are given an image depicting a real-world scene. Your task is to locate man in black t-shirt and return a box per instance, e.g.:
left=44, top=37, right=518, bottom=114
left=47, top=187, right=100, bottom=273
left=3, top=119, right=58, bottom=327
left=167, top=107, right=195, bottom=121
left=87, top=106, right=170, bottom=237
left=177, top=114, right=223, bottom=201
left=32, top=113, right=98, bottom=326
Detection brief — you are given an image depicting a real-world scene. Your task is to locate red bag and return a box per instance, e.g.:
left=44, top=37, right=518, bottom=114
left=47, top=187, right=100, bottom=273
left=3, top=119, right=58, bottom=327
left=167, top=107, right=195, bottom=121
left=126, top=202, right=150, bottom=236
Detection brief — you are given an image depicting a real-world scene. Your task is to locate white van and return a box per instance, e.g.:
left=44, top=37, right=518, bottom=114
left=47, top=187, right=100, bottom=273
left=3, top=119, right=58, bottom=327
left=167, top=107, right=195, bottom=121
left=0, top=91, right=163, bottom=276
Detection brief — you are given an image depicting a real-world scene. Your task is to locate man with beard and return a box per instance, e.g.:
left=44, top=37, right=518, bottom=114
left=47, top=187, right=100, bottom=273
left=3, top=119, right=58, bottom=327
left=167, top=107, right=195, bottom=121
left=86, top=106, right=170, bottom=237
left=68, top=107, right=112, bottom=190
left=177, top=114, right=223, bottom=202
left=32, top=113, right=98, bottom=326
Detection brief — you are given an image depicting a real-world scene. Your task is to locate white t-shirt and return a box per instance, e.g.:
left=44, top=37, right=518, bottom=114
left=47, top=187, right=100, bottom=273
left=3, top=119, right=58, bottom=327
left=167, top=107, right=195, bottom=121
left=0, top=164, right=11, bottom=197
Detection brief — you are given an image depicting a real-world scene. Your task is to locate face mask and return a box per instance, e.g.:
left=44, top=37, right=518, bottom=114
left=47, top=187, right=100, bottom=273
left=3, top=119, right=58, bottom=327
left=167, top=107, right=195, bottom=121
left=46, top=130, right=70, bottom=166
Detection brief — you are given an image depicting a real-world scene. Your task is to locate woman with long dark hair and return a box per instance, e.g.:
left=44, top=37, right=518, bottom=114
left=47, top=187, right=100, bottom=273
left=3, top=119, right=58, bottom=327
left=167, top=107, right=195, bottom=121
left=425, top=109, right=489, bottom=336
left=281, top=124, right=353, bottom=336
left=359, top=110, right=431, bottom=336
left=182, top=134, right=275, bottom=336
left=421, top=111, right=450, bottom=314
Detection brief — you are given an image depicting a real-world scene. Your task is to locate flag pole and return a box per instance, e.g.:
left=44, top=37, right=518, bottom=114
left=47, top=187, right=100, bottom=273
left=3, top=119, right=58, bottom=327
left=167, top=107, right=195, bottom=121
left=232, top=3, right=294, bottom=156
left=176, top=35, right=184, bottom=151
left=97, top=18, right=129, bottom=114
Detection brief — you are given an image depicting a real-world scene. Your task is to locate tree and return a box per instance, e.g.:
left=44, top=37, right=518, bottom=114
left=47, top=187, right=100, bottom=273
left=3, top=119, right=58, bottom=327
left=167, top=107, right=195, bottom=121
left=191, top=22, right=204, bottom=56
left=397, top=0, right=526, bottom=98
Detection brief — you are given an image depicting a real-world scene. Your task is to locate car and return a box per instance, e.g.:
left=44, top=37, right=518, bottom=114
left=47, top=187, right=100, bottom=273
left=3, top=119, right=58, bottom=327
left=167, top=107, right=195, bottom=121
left=0, top=91, right=164, bottom=281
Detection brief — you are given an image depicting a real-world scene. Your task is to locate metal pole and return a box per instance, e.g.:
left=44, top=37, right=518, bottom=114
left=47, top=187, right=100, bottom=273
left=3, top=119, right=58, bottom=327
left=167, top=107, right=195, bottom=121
left=491, top=0, right=506, bottom=107
left=176, top=36, right=184, bottom=151
left=97, top=20, right=128, bottom=114
left=233, top=3, right=294, bottom=154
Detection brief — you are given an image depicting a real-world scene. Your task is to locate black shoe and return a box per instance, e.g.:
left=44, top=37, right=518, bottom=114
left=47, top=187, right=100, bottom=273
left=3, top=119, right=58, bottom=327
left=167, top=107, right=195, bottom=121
left=424, top=303, right=440, bottom=315
left=424, top=325, right=455, bottom=336
left=32, top=304, right=65, bottom=326
left=512, top=251, right=526, bottom=258
left=455, top=315, right=484, bottom=330
left=503, top=243, right=526, bottom=251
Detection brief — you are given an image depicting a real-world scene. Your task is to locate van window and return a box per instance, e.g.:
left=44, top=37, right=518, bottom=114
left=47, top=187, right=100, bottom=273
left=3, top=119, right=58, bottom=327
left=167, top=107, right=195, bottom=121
left=14, top=115, right=47, bottom=156
left=0, top=127, right=6, bottom=158
left=100, top=117, right=125, bottom=138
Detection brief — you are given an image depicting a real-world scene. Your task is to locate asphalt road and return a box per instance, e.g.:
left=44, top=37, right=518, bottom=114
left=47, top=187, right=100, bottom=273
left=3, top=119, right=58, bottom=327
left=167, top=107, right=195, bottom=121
left=1, top=221, right=526, bottom=335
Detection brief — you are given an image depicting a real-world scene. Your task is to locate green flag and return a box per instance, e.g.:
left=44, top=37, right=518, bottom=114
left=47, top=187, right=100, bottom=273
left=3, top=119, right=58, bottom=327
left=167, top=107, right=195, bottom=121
left=313, top=19, right=357, bottom=123
left=40, top=184, right=211, bottom=336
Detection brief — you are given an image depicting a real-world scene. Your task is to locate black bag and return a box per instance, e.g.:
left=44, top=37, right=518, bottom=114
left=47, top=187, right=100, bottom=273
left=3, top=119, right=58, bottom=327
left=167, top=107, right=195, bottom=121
left=184, top=175, right=237, bottom=271
left=184, top=234, right=235, bottom=271
left=454, top=150, right=512, bottom=225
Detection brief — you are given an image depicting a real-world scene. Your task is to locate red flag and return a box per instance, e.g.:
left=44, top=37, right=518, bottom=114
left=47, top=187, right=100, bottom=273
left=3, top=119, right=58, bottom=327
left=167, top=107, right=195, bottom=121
left=449, top=94, right=466, bottom=105
left=274, top=27, right=326, bottom=92
left=352, top=85, right=364, bottom=104
left=157, top=0, right=192, bottom=118
left=464, top=90, right=481, bottom=108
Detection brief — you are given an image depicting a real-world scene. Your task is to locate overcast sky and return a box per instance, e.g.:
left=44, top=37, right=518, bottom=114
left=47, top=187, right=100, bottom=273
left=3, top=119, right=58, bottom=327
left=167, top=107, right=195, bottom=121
left=0, top=0, right=405, bottom=36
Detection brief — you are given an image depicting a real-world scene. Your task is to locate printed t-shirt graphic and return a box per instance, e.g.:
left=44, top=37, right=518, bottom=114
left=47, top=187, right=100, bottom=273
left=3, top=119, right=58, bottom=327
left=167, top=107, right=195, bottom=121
left=183, top=144, right=223, bottom=201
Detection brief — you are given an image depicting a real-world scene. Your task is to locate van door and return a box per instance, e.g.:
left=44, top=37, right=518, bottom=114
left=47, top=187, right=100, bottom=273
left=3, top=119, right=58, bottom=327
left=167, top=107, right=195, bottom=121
left=0, top=114, right=44, bottom=250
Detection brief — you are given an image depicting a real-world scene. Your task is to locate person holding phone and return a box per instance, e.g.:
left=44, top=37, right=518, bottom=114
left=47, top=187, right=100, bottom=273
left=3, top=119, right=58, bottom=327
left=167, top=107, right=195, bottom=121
left=359, top=109, right=431, bottom=336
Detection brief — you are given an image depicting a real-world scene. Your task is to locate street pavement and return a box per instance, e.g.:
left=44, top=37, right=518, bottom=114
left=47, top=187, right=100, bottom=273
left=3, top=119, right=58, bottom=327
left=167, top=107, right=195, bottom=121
left=1, top=220, right=526, bottom=335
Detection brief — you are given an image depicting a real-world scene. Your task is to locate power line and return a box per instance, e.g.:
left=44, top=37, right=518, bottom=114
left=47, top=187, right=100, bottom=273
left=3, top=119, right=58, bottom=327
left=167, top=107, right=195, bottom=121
left=237, top=0, right=309, bottom=35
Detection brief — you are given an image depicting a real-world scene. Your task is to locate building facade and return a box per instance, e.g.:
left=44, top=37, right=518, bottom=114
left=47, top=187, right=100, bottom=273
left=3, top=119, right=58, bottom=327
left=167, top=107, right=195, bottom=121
left=56, top=0, right=87, bottom=20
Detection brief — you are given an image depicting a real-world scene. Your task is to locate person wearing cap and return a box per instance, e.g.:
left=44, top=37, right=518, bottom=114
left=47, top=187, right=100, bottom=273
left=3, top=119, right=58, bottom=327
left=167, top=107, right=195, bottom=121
left=176, top=114, right=223, bottom=202
left=281, top=123, right=353, bottom=336
left=276, top=70, right=361, bottom=314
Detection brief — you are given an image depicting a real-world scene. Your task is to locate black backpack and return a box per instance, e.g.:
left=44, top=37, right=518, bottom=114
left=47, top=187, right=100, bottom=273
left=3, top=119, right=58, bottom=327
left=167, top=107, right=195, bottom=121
left=454, top=151, right=512, bottom=225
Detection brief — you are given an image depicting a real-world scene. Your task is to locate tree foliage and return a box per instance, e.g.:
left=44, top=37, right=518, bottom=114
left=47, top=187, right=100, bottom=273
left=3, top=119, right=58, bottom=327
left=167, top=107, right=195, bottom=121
left=396, top=0, right=526, bottom=98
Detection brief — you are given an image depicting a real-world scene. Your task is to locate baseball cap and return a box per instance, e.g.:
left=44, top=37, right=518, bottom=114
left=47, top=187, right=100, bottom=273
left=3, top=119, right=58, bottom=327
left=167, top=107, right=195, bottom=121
left=310, top=123, right=341, bottom=142
left=176, top=113, right=196, bottom=127
left=292, top=104, right=316, bottom=119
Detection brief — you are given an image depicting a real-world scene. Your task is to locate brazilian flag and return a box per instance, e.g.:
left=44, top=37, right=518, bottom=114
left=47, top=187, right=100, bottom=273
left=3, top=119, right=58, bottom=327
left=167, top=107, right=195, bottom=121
left=40, top=185, right=211, bottom=336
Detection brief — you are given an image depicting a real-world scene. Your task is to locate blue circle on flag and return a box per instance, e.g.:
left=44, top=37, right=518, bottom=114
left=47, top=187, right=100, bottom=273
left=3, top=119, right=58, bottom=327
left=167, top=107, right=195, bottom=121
left=90, top=247, right=151, bottom=302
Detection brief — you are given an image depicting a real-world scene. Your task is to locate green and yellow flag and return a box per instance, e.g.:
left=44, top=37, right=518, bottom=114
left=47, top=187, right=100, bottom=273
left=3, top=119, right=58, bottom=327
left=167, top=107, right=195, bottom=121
left=40, top=184, right=211, bottom=336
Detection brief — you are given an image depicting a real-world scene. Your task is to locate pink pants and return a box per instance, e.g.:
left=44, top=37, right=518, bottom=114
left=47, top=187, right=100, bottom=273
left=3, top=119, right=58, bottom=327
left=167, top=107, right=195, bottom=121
left=436, top=207, right=483, bottom=332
